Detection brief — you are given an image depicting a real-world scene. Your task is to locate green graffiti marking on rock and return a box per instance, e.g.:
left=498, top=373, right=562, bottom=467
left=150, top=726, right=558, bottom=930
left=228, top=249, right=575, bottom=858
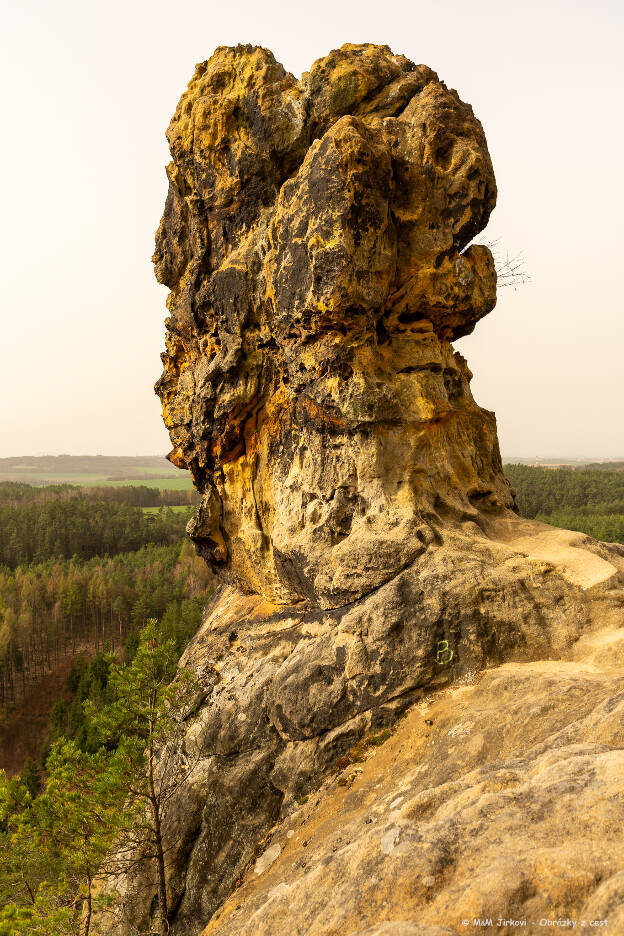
left=435, top=640, right=454, bottom=665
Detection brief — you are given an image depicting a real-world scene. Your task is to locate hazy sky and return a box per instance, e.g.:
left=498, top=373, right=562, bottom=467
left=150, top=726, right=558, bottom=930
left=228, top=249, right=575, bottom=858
left=1, top=0, right=622, bottom=458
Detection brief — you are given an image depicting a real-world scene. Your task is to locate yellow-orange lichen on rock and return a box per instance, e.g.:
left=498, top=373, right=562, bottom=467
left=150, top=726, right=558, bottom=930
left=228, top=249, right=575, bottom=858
left=153, top=42, right=509, bottom=606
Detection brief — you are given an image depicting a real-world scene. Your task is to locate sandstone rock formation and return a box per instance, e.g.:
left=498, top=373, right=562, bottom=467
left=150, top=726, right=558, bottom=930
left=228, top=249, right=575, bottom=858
left=97, top=43, right=624, bottom=936
left=201, top=621, right=624, bottom=935
left=153, top=41, right=508, bottom=607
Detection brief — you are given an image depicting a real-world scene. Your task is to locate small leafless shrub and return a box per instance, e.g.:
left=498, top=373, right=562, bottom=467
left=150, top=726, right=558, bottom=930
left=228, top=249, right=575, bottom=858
left=483, top=237, right=531, bottom=289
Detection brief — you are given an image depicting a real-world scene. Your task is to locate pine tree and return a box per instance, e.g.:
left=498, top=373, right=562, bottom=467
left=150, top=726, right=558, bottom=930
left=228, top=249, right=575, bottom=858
left=88, top=620, right=201, bottom=936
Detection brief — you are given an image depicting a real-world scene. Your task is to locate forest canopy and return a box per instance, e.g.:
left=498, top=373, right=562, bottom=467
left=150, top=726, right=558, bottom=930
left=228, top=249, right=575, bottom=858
left=0, top=484, right=210, bottom=712
left=0, top=483, right=197, bottom=568
left=0, top=543, right=211, bottom=707
left=504, top=464, right=624, bottom=544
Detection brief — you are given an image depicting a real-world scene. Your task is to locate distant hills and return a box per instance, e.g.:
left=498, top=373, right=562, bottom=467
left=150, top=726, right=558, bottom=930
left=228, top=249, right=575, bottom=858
left=504, top=458, right=624, bottom=470
left=0, top=455, right=190, bottom=487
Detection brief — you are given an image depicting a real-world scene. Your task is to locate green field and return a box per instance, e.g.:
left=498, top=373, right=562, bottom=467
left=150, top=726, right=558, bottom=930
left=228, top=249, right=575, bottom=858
left=103, top=476, right=194, bottom=490
left=1, top=473, right=195, bottom=490
left=141, top=505, right=193, bottom=514
left=0, top=456, right=194, bottom=490
left=16, top=473, right=114, bottom=484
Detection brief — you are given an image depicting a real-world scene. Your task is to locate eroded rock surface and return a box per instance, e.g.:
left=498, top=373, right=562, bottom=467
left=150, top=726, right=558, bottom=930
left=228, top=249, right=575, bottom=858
left=153, top=41, right=508, bottom=606
left=201, top=624, right=624, bottom=935
left=99, top=534, right=624, bottom=936
left=97, top=42, right=624, bottom=936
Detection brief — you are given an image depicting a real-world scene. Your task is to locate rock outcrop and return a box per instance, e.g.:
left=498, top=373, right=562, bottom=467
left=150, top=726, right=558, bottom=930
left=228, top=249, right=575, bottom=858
left=202, top=621, right=624, bottom=935
left=153, top=41, right=507, bottom=606
left=99, top=43, right=624, bottom=936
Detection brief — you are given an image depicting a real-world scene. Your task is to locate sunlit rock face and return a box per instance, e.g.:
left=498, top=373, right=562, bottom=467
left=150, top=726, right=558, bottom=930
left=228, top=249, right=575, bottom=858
left=153, top=42, right=514, bottom=606
left=87, top=43, right=624, bottom=936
